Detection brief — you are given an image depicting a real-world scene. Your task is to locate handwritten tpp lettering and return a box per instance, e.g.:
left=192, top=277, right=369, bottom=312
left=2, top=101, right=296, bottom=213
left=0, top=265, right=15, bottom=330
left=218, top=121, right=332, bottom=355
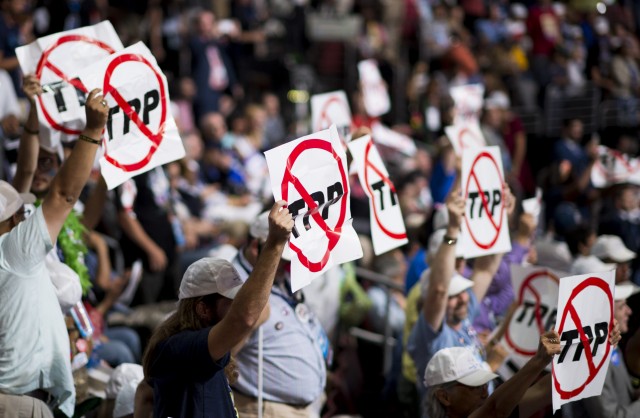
left=468, top=189, right=501, bottom=219
left=106, top=89, right=160, bottom=138
left=557, top=322, right=608, bottom=364
left=288, top=182, right=344, bottom=238
left=370, top=180, right=397, bottom=211
left=515, top=301, right=557, bottom=331
left=43, top=78, right=86, bottom=112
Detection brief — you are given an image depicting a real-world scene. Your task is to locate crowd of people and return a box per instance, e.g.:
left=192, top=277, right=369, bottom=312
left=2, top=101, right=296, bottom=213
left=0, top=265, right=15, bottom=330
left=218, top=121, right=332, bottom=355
left=1, top=0, right=640, bottom=417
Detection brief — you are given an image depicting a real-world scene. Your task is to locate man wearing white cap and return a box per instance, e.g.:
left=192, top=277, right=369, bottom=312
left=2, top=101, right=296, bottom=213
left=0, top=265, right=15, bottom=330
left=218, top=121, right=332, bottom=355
left=424, top=330, right=562, bottom=418
left=565, top=282, right=640, bottom=417
left=407, top=189, right=504, bottom=399
left=591, top=234, right=636, bottom=284
left=142, top=201, right=293, bottom=418
left=0, top=89, right=109, bottom=417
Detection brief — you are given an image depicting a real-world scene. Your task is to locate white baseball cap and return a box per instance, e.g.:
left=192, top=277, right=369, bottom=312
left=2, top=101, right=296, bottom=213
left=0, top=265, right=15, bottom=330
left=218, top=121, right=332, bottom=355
left=484, top=91, right=510, bottom=110
left=178, top=258, right=244, bottom=300
left=0, top=180, right=36, bottom=223
left=615, top=282, right=640, bottom=302
left=420, top=269, right=473, bottom=297
left=591, top=235, right=636, bottom=263
left=425, top=347, right=498, bottom=387
left=570, top=255, right=615, bottom=276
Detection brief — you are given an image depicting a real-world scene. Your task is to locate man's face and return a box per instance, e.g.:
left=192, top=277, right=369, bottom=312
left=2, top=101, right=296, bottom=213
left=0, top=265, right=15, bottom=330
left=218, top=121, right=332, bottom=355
left=438, top=382, right=489, bottom=417
left=615, top=262, right=631, bottom=284
left=32, top=149, right=60, bottom=196
left=447, top=290, right=470, bottom=325
left=614, top=300, right=632, bottom=334
left=567, top=120, right=583, bottom=141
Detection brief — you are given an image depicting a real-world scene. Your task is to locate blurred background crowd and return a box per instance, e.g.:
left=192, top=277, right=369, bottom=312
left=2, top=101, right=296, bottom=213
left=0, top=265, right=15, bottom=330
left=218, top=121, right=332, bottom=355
left=1, top=0, right=640, bottom=417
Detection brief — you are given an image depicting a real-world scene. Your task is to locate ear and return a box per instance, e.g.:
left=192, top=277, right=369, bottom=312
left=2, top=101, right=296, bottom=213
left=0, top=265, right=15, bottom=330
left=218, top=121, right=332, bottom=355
left=195, top=300, right=212, bottom=321
left=435, top=388, right=452, bottom=407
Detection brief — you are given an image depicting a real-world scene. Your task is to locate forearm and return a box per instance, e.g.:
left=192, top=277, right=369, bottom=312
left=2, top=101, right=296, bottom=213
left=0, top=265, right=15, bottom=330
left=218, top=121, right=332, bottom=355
left=423, top=225, right=458, bottom=327
left=512, top=133, right=526, bottom=173
left=82, top=177, right=107, bottom=230
left=12, top=105, right=40, bottom=193
left=473, top=356, right=547, bottom=418
left=0, top=56, right=19, bottom=71
left=227, top=239, right=285, bottom=327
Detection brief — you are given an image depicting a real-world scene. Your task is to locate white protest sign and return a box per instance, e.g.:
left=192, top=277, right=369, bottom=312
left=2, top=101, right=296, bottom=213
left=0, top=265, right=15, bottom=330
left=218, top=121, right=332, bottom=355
left=264, top=125, right=363, bottom=291
left=358, top=59, right=390, bottom=117
left=461, top=146, right=511, bottom=258
left=311, top=90, right=352, bottom=141
left=552, top=270, right=615, bottom=413
left=16, top=21, right=123, bottom=147
left=348, top=135, right=408, bottom=255
left=499, top=265, right=563, bottom=380
left=371, top=122, right=417, bottom=156
left=444, top=120, right=487, bottom=155
left=522, top=187, right=543, bottom=221
left=76, top=42, right=184, bottom=189
left=450, top=84, right=484, bottom=125
left=590, top=145, right=640, bottom=188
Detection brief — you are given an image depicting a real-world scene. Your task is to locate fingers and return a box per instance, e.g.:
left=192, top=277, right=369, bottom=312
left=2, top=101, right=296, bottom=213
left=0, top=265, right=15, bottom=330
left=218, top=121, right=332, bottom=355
left=270, top=200, right=294, bottom=234
left=609, top=320, right=622, bottom=346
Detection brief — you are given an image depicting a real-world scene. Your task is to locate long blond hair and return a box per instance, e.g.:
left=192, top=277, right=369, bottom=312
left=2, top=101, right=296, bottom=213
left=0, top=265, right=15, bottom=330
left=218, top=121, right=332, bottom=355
left=142, top=296, right=238, bottom=384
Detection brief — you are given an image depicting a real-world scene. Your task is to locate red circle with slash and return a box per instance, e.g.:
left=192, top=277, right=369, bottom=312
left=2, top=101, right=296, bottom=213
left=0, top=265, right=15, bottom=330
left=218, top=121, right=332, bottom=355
left=363, top=139, right=406, bottom=240
left=504, top=270, right=560, bottom=356
left=551, top=277, right=614, bottom=399
left=457, top=127, right=483, bottom=151
left=316, top=95, right=350, bottom=132
left=35, top=35, right=117, bottom=135
left=463, top=151, right=505, bottom=249
left=101, top=53, right=167, bottom=172
left=281, top=139, right=348, bottom=272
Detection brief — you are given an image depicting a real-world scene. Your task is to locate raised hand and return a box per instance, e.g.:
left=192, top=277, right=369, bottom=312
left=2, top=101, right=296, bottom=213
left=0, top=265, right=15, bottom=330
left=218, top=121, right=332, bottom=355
left=84, top=89, right=110, bottom=132
left=267, top=200, right=294, bottom=244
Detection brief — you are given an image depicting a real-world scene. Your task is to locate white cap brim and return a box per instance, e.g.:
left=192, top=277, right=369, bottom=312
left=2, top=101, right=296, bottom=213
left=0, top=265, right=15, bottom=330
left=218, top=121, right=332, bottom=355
left=615, top=283, right=640, bottom=301
left=457, top=369, right=498, bottom=387
left=19, top=193, right=36, bottom=205
left=448, top=274, right=473, bottom=296
left=611, top=247, right=636, bottom=263
left=219, top=283, right=243, bottom=299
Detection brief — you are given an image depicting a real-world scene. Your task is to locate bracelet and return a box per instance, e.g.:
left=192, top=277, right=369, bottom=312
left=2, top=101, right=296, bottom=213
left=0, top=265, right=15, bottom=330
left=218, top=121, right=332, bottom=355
left=78, top=134, right=101, bottom=145
left=24, top=126, right=39, bottom=135
left=442, top=235, right=458, bottom=245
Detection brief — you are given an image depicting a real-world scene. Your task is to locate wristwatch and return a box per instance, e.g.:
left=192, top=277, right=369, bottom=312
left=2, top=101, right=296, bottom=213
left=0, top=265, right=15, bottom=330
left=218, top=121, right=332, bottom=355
left=442, top=235, right=458, bottom=245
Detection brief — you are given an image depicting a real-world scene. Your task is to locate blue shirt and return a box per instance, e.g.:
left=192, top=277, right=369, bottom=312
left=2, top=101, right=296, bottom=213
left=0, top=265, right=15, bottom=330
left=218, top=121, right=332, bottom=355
left=407, top=290, right=482, bottom=396
left=150, top=327, right=238, bottom=418
left=0, top=207, right=75, bottom=416
left=405, top=248, right=428, bottom=294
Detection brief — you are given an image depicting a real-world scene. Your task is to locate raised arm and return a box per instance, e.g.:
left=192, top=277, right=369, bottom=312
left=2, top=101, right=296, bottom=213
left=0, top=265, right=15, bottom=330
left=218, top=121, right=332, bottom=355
left=470, top=330, right=562, bottom=418
left=12, top=74, right=42, bottom=193
left=207, top=200, right=293, bottom=361
left=423, top=189, right=464, bottom=330
left=41, top=89, right=108, bottom=243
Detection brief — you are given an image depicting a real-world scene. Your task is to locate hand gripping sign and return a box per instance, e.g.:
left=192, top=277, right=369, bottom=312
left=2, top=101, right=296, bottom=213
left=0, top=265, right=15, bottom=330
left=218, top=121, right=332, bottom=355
left=461, top=146, right=512, bottom=259
left=16, top=21, right=124, bottom=147
left=311, top=90, right=352, bottom=141
left=75, top=42, right=185, bottom=189
left=358, top=59, right=390, bottom=117
left=444, top=120, right=487, bottom=156
left=591, top=145, right=640, bottom=188
left=499, top=265, right=564, bottom=379
left=450, top=84, right=485, bottom=125
left=265, top=125, right=363, bottom=292
left=552, top=270, right=615, bottom=413
left=348, top=135, right=408, bottom=255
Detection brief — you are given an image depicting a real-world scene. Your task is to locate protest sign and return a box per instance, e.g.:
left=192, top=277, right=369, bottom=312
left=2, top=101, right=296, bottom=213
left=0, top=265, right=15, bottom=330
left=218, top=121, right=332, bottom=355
left=461, top=146, right=511, bottom=258
left=450, top=84, right=484, bottom=125
left=358, top=59, right=390, bottom=117
left=75, top=42, right=184, bottom=189
left=16, top=21, right=123, bottom=147
left=311, top=90, right=352, bottom=141
left=552, top=271, right=615, bottom=412
left=370, top=122, right=417, bottom=156
left=591, top=145, right=640, bottom=188
left=444, top=120, right=487, bottom=155
left=265, top=126, right=363, bottom=291
left=348, top=135, right=408, bottom=255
